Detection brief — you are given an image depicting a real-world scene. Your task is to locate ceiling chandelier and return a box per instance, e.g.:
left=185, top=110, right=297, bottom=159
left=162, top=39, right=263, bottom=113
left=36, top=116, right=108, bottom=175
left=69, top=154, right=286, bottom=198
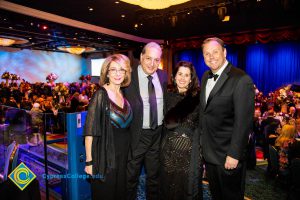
left=57, top=46, right=96, bottom=55
left=120, top=0, right=191, bottom=9
left=0, top=35, right=29, bottom=46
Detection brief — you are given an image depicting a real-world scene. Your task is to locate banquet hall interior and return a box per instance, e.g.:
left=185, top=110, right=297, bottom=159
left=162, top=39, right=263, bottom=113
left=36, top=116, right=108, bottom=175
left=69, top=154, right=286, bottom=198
left=0, top=0, right=300, bottom=199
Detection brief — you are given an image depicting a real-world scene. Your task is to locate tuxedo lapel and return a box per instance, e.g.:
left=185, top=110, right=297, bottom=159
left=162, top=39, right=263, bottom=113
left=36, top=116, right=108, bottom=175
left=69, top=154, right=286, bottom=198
left=206, top=64, right=232, bottom=107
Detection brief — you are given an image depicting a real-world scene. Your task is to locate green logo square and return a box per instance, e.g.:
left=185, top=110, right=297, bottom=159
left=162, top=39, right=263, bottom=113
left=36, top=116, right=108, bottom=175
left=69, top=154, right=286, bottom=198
left=8, top=162, right=36, bottom=191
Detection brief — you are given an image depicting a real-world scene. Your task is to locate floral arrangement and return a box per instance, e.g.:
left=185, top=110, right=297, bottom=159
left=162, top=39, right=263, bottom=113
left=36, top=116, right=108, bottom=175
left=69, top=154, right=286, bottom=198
left=276, top=84, right=293, bottom=106
left=86, top=74, right=91, bottom=81
left=11, top=74, right=20, bottom=80
left=46, top=73, right=58, bottom=81
left=1, top=71, right=11, bottom=79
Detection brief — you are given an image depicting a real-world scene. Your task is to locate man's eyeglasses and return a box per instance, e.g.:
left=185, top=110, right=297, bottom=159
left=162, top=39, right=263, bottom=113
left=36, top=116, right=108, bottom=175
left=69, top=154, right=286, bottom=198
left=108, top=68, right=126, bottom=75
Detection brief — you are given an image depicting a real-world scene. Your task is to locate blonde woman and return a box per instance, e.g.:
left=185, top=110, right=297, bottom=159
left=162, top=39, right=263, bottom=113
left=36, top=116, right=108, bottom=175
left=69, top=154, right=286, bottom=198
left=84, top=54, right=132, bottom=200
left=275, top=124, right=297, bottom=172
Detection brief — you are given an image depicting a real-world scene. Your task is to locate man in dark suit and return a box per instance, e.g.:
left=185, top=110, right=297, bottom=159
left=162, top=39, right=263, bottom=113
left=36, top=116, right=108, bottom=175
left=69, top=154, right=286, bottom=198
left=260, top=110, right=280, bottom=145
left=124, top=42, right=168, bottom=200
left=199, top=37, right=255, bottom=200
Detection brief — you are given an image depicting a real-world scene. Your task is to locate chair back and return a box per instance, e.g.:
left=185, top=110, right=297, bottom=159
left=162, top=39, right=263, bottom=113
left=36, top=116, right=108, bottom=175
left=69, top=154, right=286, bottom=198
left=288, top=158, right=300, bottom=200
left=268, top=145, right=279, bottom=175
left=290, top=158, right=300, bottom=188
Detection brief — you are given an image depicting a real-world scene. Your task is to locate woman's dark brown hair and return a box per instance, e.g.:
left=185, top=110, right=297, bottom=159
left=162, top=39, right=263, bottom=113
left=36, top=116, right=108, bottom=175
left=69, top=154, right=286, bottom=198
left=169, top=60, right=200, bottom=96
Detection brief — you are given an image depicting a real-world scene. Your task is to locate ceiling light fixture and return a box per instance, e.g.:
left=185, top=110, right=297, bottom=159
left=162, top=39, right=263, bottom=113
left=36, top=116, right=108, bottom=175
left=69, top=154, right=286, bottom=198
left=222, top=15, right=230, bottom=22
left=57, top=46, right=96, bottom=55
left=120, top=0, right=191, bottom=9
left=0, top=38, right=15, bottom=46
left=0, top=35, right=29, bottom=46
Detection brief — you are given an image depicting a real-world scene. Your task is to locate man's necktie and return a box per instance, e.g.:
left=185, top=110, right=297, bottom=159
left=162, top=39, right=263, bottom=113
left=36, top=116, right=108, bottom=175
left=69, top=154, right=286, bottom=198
left=208, top=71, right=219, bottom=81
left=147, top=75, right=158, bottom=130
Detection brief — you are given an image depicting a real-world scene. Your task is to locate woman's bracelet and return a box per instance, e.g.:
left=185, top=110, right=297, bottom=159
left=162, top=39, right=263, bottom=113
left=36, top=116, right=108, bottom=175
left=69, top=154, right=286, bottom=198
left=85, top=160, right=93, bottom=166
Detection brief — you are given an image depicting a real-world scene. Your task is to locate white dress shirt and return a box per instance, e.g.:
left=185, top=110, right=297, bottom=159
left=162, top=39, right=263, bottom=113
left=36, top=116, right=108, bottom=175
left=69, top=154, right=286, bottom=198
left=205, top=60, right=228, bottom=103
left=138, top=65, right=164, bottom=128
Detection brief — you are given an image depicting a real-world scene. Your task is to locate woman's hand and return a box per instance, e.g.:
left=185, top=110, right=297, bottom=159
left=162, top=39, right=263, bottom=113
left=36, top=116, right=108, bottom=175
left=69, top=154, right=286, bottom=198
left=85, top=165, right=93, bottom=176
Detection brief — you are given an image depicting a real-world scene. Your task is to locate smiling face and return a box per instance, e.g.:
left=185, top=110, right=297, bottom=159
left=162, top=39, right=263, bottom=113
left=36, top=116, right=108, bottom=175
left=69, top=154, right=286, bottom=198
left=140, top=46, right=162, bottom=75
left=175, top=66, right=191, bottom=93
left=107, top=61, right=126, bottom=86
left=202, top=40, right=227, bottom=73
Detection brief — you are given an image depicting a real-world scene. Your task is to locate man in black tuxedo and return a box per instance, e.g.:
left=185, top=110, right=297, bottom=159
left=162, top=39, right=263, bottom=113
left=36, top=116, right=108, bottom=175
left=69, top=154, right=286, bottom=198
left=124, top=42, right=167, bottom=200
left=199, top=37, right=255, bottom=200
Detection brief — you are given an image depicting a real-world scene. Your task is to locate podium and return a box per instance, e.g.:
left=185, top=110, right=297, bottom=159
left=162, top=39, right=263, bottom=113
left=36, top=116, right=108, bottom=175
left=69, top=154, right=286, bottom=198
left=66, top=112, right=91, bottom=200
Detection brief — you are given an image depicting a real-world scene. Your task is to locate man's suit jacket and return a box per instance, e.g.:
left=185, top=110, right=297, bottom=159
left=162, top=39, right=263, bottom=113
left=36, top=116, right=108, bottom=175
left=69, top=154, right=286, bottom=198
left=200, top=63, right=255, bottom=165
left=124, top=66, right=168, bottom=149
left=260, top=117, right=280, bottom=136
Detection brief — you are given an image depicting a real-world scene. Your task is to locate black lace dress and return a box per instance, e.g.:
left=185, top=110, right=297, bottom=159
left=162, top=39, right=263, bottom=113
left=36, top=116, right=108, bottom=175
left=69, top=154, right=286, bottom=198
left=160, top=91, right=203, bottom=200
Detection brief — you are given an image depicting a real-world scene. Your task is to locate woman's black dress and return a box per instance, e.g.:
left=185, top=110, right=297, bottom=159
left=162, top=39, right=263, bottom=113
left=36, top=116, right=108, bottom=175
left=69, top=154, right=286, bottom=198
left=84, top=88, right=132, bottom=200
left=160, top=91, right=203, bottom=200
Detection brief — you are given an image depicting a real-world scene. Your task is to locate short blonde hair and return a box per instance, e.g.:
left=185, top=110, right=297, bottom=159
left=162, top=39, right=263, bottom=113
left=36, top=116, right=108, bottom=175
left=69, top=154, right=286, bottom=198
left=99, top=54, right=132, bottom=87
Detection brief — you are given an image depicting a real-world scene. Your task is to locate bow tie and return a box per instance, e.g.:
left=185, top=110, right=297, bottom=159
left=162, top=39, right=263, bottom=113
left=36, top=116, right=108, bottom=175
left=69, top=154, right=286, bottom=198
left=208, top=71, right=219, bottom=81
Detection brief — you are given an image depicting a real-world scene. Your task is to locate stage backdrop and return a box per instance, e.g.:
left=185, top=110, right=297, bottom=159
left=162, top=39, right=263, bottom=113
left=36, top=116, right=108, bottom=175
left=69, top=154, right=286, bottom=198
left=174, top=41, right=300, bottom=94
left=0, top=48, right=89, bottom=83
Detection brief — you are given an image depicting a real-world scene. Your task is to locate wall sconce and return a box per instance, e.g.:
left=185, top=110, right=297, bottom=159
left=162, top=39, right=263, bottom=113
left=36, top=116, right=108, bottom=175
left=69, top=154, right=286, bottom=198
left=217, top=6, right=227, bottom=21
left=170, top=15, right=178, bottom=27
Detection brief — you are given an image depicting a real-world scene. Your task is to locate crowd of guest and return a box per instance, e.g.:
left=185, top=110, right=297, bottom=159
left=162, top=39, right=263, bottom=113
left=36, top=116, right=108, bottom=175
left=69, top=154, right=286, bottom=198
left=0, top=74, right=99, bottom=113
left=0, top=74, right=100, bottom=145
left=252, top=84, right=300, bottom=189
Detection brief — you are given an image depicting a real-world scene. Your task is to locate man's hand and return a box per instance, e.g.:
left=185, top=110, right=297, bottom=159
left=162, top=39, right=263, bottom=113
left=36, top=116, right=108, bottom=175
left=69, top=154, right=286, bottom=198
left=224, top=156, right=239, bottom=170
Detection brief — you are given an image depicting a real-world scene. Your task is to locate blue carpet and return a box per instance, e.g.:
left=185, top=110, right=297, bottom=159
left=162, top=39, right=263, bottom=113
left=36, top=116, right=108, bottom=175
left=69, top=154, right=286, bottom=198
left=137, top=174, right=211, bottom=200
left=137, top=164, right=287, bottom=200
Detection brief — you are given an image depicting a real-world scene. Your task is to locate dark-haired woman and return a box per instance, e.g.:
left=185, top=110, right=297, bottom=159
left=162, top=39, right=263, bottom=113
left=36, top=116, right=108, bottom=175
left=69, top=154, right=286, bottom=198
left=160, top=61, right=203, bottom=200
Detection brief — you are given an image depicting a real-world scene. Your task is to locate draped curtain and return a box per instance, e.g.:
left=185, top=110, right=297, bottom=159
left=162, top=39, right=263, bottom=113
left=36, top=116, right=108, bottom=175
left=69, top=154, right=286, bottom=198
left=174, top=42, right=300, bottom=94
